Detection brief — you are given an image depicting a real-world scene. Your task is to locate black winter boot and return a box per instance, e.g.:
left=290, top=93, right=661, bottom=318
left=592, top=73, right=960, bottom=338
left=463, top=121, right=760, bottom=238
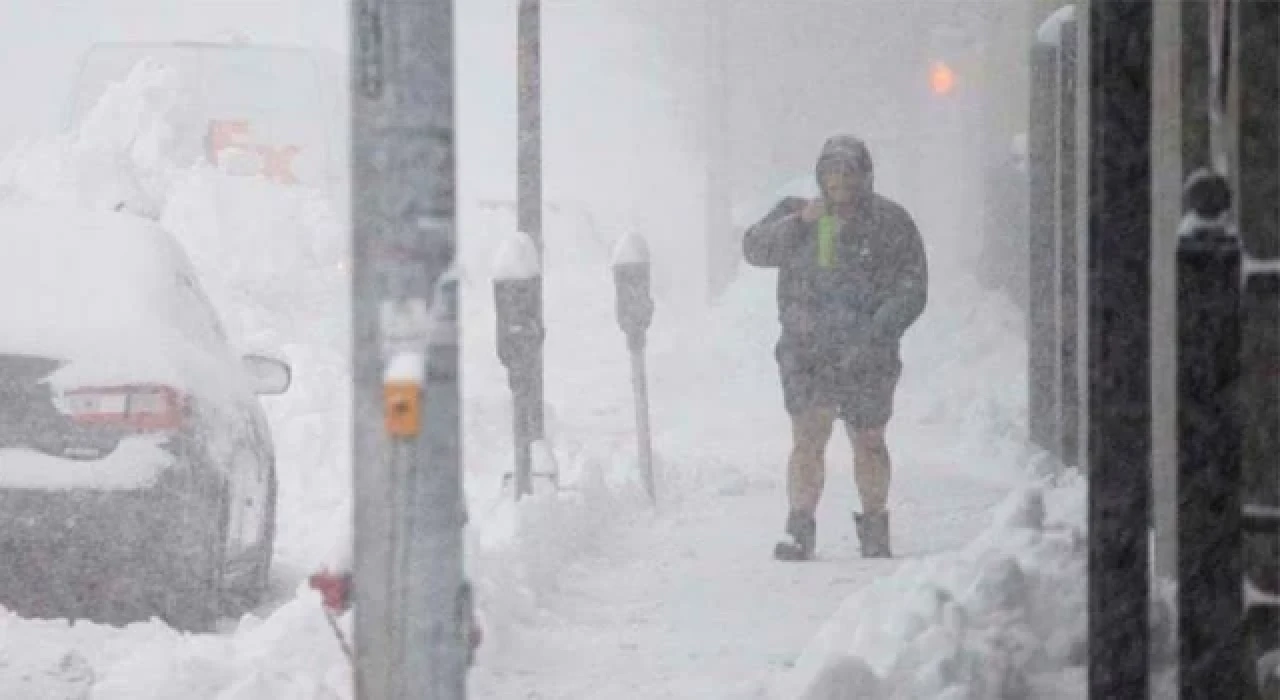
left=774, top=510, right=817, bottom=561
left=854, top=510, right=891, bottom=558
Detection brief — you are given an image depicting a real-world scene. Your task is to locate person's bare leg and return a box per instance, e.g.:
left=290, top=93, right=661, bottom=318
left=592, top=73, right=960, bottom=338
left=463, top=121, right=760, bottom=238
left=847, top=424, right=892, bottom=557
left=789, top=407, right=836, bottom=513
left=775, top=407, right=836, bottom=560
left=850, top=426, right=890, bottom=514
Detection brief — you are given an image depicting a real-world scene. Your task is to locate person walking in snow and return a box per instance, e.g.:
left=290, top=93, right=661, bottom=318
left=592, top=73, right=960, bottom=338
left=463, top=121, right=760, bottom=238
left=742, top=134, right=928, bottom=560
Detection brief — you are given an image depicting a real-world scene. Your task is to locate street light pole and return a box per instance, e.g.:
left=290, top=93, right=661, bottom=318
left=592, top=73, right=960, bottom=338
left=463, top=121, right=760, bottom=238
left=518, top=0, right=546, bottom=469
left=351, top=0, right=470, bottom=697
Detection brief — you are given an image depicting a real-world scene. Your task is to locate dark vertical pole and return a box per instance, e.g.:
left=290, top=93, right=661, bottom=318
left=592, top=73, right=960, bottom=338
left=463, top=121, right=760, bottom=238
left=517, top=0, right=545, bottom=460
left=1236, top=0, right=1280, bottom=669
left=1182, top=0, right=1210, bottom=174
left=1087, top=1, right=1152, bottom=697
left=1057, top=17, right=1081, bottom=467
left=1030, top=39, right=1060, bottom=454
left=1243, top=265, right=1280, bottom=695
left=1177, top=170, right=1244, bottom=700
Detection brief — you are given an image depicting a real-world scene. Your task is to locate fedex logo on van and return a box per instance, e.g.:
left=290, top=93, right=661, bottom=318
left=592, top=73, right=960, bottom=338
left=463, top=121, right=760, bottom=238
left=205, top=119, right=301, bottom=185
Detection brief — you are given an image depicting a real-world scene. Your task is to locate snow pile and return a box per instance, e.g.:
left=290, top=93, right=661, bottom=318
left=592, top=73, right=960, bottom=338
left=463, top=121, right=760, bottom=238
left=757, top=473, right=1175, bottom=699
left=466, top=441, right=658, bottom=658
left=894, top=270, right=1034, bottom=479
left=0, top=590, right=349, bottom=700
left=0, top=58, right=184, bottom=217
left=0, top=434, right=174, bottom=491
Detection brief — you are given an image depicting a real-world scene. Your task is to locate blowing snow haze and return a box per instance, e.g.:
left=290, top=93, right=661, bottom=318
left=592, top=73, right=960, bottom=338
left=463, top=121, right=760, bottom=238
left=0, top=1, right=1079, bottom=698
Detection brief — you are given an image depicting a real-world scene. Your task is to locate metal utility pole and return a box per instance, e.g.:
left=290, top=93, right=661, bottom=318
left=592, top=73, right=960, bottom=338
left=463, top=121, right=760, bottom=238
left=1086, top=0, right=1152, bottom=696
left=517, top=0, right=546, bottom=469
left=351, top=0, right=470, bottom=698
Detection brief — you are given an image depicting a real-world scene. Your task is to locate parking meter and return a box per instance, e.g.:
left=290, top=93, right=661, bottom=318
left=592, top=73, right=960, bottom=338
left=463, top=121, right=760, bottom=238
left=612, top=233, right=655, bottom=502
left=612, top=233, right=654, bottom=352
left=493, top=231, right=543, bottom=498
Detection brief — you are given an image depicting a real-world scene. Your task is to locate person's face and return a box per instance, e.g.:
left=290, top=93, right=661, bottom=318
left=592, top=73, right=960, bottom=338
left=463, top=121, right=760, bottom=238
left=820, top=162, right=863, bottom=205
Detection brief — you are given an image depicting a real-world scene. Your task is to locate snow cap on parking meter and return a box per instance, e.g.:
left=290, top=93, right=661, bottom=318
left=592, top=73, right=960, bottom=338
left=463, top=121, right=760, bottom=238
left=612, top=232, right=653, bottom=343
left=493, top=231, right=543, bottom=370
left=494, top=230, right=541, bottom=280
left=1179, top=168, right=1235, bottom=240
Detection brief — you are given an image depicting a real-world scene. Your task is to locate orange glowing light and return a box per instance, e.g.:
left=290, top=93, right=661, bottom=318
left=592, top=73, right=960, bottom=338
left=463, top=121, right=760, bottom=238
left=930, top=61, right=956, bottom=95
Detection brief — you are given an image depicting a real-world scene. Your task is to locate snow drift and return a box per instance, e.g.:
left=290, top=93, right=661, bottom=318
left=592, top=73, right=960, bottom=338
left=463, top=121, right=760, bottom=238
left=752, top=472, right=1176, bottom=699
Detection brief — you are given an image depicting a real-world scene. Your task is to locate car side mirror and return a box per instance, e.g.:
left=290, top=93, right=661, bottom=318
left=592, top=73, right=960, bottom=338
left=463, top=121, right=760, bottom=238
left=242, top=353, right=292, bottom=395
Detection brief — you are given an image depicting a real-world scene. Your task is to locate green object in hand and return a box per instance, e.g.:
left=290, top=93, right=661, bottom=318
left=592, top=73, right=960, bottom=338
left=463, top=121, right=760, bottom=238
left=817, top=214, right=836, bottom=268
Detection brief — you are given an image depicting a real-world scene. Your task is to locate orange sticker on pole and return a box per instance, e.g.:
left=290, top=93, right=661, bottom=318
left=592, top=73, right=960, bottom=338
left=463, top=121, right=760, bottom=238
left=384, top=382, right=422, bottom=437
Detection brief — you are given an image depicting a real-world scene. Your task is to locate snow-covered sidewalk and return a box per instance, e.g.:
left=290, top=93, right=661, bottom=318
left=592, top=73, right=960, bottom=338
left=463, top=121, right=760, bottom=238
left=465, top=239, right=1037, bottom=697
left=469, top=461, right=1013, bottom=699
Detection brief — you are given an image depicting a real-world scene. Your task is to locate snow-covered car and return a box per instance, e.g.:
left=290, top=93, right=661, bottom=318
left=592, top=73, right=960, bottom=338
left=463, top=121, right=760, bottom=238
left=0, top=197, right=291, bottom=632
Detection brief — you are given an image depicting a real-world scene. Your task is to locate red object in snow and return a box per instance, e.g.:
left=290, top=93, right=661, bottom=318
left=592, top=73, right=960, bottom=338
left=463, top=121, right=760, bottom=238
left=308, top=568, right=485, bottom=656
left=309, top=569, right=352, bottom=613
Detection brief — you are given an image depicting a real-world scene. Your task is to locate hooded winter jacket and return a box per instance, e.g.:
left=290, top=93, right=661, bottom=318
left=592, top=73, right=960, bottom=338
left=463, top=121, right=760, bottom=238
left=742, top=135, right=928, bottom=365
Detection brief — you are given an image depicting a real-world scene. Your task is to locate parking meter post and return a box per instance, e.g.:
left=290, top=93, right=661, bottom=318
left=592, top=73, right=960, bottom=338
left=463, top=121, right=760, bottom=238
left=518, top=0, right=546, bottom=458
left=612, top=234, right=655, bottom=503
left=1175, top=170, right=1244, bottom=699
left=495, top=232, right=544, bottom=500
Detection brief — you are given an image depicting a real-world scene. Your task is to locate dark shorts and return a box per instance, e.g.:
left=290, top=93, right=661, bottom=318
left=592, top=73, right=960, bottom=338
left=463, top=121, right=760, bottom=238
left=775, top=339, right=902, bottom=430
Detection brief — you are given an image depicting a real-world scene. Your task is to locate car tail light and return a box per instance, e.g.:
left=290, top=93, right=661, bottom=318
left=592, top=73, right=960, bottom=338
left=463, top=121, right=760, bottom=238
left=57, top=385, right=186, bottom=431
